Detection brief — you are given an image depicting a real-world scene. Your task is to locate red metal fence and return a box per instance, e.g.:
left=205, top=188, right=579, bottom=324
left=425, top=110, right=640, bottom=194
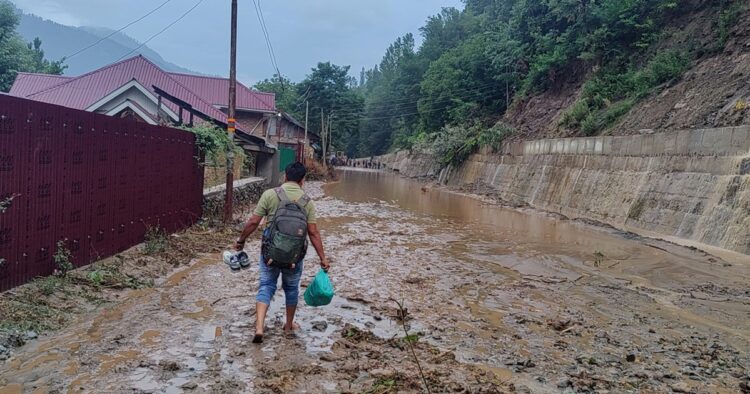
left=0, top=94, right=204, bottom=291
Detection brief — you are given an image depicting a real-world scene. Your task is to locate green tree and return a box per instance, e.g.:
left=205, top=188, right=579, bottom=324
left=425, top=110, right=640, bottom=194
left=296, top=62, right=364, bottom=155
left=253, top=74, right=300, bottom=114
left=359, top=34, right=424, bottom=155
left=0, top=1, right=66, bottom=92
left=419, top=34, right=506, bottom=133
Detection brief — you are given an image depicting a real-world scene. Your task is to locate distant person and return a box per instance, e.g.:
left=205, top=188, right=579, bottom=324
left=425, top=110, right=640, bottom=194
left=329, top=153, right=337, bottom=166
left=234, top=162, right=330, bottom=343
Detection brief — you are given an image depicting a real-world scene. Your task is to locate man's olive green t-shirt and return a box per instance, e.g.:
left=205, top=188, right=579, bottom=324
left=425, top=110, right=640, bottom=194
left=254, top=182, right=316, bottom=224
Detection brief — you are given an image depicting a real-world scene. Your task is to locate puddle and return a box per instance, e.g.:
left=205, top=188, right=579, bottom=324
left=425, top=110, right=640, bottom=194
left=0, top=384, right=23, bottom=394
left=264, top=295, right=406, bottom=353
left=140, top=330, right=162, bottom=346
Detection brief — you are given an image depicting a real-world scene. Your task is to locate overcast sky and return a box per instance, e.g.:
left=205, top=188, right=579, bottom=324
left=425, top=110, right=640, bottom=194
left=11, top=0, right=464, bottom=85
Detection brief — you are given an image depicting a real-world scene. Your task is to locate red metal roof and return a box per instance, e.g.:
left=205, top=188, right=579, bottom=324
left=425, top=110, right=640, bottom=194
left=167, top=72, right=275, bottom=112
left=9, top=73, right=72, bottom=97
left=20, top=56, right=231, bottom=125
left=9, top=56, right=277, bottom=131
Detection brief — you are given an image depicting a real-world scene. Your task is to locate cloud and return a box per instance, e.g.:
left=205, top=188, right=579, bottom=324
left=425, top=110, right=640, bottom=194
left=10, top=0, right=464, bottom=81
left=11, top=0, right=85, bottom=26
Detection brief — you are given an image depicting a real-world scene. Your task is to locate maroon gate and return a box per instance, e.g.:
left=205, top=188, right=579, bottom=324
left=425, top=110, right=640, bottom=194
left=0, top=94, right=204, bottom=292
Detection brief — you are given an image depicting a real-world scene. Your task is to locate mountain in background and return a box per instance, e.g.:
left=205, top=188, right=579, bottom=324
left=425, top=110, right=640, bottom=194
left=16, top=12, right=200, bottom=76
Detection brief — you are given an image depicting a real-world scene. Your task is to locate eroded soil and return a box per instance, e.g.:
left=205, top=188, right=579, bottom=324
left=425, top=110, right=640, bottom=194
left=1, top=171, right=749, bottom=393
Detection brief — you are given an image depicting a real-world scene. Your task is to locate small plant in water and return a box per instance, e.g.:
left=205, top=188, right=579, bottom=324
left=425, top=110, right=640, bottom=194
left=393, top=298, right=432, bottom=394
left=37, top=276, right=65, bottom=296
left=54, top=240, right=74, bottom=277
left=144, top=226, right=168, bottom=255
left=593, top=251, right=605, bottom=267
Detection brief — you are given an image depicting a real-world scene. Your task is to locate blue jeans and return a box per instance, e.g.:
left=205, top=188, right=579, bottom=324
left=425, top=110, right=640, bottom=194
left=256, top=253, right=304, bottom=307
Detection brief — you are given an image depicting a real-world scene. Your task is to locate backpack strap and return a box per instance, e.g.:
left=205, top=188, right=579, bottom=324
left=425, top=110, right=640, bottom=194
left=274, top=187, right=290, bottom=202
left=297, top=194, right=310, bottom=208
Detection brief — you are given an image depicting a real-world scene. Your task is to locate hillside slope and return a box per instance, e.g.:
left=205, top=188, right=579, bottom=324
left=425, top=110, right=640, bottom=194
left=504, top=3, right=750, bottom=140
left=16, top=13, right=198, bottom=76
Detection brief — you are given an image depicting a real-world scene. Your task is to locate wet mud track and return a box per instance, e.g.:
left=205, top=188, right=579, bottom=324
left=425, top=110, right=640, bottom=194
left=1, top=171, right=749, bottom=393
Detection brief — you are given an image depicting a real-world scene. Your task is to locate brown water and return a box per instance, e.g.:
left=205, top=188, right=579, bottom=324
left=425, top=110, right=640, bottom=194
left=328, top=170, right=750, bottom=293
left=1, top=172, right=748, bottom=393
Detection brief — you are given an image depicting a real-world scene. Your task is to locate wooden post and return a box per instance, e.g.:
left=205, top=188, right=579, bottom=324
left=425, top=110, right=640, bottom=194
left=321, top=108, right=326, bottom=169
left=304, top=101, right=308, bottom=164
left=157, top=95, right=162, bottom=123
left=224, top=0, right=238, bottom=223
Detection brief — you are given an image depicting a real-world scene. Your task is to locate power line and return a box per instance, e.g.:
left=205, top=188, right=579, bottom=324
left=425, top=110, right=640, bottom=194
left=258, top=0, right=280, bottom=76
left=117, top=0, right=206, bottom=62
left=321, top=83, right=506, bottom=114
left=319, top=90, right=506, bottom=123
left=12, top=0, right=174, bottom=87
left=252, top=0, right=282, bottom=81
left=66, top=0, right=173, bottom=61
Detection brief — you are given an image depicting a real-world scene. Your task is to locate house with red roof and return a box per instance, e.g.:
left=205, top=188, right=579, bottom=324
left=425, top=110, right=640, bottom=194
left=9, top=55, right=286, bottom=155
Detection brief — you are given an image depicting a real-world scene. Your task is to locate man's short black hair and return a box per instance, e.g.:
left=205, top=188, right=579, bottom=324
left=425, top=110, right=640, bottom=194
left=285, top=162, right=307, bottom=183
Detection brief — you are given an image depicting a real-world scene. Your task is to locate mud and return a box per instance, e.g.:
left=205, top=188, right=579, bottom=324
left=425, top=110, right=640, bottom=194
left=1, top=171, right=749, bottom=393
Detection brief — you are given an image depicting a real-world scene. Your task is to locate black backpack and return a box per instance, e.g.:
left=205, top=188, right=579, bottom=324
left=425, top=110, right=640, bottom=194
left=262, top=188, right=310, bottom=268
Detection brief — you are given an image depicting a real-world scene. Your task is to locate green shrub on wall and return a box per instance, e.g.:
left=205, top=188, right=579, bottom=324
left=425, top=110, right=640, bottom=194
left=180, top=125, right=245, bottom=167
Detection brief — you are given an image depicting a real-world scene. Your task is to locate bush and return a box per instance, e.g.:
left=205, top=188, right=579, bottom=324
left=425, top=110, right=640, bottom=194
left=53, top=240, right=73, bottom=277
left=37, top=276, right=65, bottom=296
left=580, top=98, right=636, bottom=136
left=418, top=124, right=512, bottom=167
left=181, top=125, right=245, bottom=166
left=564, top=50, right=690, bottom=134
left=561, top=99, right=592, bottom=129
left=717, top=1, right=744, bottom=48
left=144, top=226, right=168, bottom=255
left=305, top=160, right=337, bottom=181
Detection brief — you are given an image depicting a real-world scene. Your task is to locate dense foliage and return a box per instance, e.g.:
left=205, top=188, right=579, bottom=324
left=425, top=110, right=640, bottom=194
left=0, top=1, right=66, bottom=92
left=350, top=0, right=740, bottom=159
left=256, top=0, right=742, bottom=161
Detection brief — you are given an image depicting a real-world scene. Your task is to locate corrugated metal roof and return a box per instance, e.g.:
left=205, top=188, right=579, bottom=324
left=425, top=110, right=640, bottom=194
left=14, top=56, right=244, bottom=128
left=9, top=73, right=72, bottom=97
left=167, top=72, right=275, bottom=112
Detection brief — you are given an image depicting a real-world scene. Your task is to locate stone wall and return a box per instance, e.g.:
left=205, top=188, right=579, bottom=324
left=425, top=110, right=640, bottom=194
left=374, top=126, right=750, bottom=255
left=203, top=177, right=266, bottom=221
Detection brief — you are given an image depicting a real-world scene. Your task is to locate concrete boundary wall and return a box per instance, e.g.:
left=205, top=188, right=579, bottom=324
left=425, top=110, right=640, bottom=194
left=515, top=126, right=750, bottom=158
left=371, top=126, right=750, bottom=255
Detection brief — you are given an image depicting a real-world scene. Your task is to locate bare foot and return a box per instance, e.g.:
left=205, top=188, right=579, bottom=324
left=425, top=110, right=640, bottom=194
left=283, top=322, right=300, bottom=335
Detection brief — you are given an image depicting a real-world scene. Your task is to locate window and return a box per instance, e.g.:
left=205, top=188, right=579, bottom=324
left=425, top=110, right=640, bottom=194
left=268, top=117, right=277, bottom=136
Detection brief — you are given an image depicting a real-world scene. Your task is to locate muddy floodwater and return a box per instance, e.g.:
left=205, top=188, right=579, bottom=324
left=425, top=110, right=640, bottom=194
left=1, top=169, right=749, bottom=393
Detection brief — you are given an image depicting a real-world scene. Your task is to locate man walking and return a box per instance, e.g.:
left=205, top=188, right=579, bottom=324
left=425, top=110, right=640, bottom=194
left=234, top=162, right=330, bottom=343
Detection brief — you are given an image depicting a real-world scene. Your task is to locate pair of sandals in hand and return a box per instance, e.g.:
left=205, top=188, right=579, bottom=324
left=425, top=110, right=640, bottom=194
left=223, top=251, right=250, bottom=271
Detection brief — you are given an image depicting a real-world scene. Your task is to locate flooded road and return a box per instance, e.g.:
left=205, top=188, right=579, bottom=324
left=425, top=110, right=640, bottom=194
left=1, top=169, right=749, bottom=393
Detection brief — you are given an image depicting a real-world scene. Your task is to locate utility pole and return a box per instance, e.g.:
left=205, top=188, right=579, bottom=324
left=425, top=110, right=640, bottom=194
left=328, top=113, right=334, bottom=159
left=321, top=108, right=327, bottom=169
left=224, top=0, right=238, bottom=223
left=304, top=101, right=309, bottom=164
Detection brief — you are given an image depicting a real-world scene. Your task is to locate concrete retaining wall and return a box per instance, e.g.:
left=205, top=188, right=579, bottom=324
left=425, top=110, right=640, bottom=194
left=372, top=126, right=750, bottom=255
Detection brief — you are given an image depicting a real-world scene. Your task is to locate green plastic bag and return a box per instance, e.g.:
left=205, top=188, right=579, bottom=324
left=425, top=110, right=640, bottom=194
left=304, top=269, right=334, bottom=307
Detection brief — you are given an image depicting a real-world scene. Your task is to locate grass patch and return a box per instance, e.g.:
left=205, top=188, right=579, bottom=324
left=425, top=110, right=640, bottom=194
left=561, top=50, right=691, bottom=135
left=36, top=276, right=67, bottom=296
left=144, top=226, right=168, bottom=255
left=0, top=297, right=68, bottom=333
left=716, top=1, right=744, bottom=49
left=367, top=378, right=397, bottom=394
